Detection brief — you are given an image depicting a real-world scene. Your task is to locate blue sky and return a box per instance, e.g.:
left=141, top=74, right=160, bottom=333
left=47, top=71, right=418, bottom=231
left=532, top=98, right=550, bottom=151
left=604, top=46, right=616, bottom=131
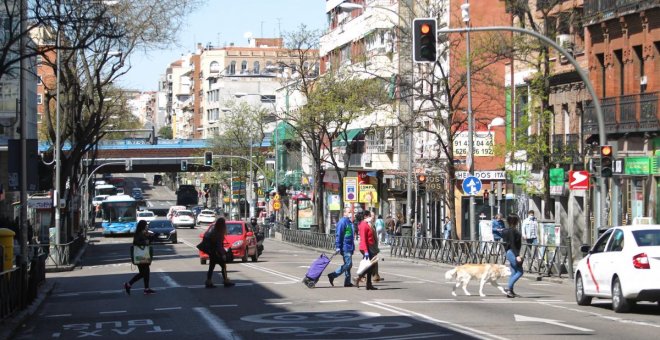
left=119, top=0, right=327, bottom=91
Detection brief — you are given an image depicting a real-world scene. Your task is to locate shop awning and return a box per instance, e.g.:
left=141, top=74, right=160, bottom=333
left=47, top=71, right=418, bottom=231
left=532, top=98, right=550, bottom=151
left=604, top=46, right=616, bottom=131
left=332, top=128, right=363, bottom=147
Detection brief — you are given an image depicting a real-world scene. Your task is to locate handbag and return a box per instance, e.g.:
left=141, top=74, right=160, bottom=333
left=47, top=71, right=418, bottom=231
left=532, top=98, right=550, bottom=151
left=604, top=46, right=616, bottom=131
left=131, top=245, right=152, bottom=265
left=356, top=256, right=378, bottom=276
left=196, top=236, right=212, bottom=254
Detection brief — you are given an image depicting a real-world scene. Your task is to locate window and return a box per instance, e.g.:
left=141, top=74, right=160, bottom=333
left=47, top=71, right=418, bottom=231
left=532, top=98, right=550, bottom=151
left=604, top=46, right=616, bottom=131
left=592, top=229, right=613, bottom=254
left=37, top=94, right=42, bottom=104
left=260, top=95, right=275, bottom=103
left=606, top=229, right=624, bottom=252
left=614, top=49, right=624, bottom=95
left=37, top=75, right=42, bottom=85
left=209, top=61, right=220, bottom=73
left=36, top=55, right=42, bottom=65
left=253, top=61, right=260, bottom=74
left=241, top=60, right=247, bottom=73
left=229, top=61, right=236, bottom=75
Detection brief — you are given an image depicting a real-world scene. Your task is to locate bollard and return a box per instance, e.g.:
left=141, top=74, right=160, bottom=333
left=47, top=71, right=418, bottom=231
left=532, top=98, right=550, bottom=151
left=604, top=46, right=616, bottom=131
left=0, top=228, right=16, bottom=271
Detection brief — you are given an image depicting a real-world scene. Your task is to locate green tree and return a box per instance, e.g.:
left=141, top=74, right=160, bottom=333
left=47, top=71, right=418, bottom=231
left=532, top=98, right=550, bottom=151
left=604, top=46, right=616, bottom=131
left=158, top=125, right=173, bottom=139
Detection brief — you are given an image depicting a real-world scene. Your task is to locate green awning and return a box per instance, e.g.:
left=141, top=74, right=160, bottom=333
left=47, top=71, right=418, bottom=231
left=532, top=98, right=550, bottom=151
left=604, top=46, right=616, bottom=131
left=332, top=128, right=363, bottom=147
left=275, top=122, right=296, bottom=141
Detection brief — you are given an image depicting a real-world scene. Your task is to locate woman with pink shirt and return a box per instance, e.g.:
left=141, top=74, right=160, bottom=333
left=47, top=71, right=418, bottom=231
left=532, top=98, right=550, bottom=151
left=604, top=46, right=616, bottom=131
left=355, top=210, right=379, bottom=290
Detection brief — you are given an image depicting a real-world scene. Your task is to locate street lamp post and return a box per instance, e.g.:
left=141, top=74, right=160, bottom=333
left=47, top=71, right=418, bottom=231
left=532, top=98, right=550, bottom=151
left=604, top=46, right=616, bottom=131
left=461, top=2, right=477, bottom=241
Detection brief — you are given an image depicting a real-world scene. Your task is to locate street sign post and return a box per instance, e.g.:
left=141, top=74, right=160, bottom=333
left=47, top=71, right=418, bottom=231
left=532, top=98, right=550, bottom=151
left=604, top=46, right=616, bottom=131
left=462, top=176, right=482, bottom=196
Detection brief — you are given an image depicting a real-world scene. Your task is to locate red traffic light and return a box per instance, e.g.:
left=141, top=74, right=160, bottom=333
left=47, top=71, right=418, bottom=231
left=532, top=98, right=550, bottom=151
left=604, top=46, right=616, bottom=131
left=601, top=145, right=612, bottom=156
left=420, top=23, right=431, bottom=34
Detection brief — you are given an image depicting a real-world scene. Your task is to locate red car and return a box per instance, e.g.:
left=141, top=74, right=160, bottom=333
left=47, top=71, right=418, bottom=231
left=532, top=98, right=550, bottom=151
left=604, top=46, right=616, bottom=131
left=199, top=220, right=259, bottom=264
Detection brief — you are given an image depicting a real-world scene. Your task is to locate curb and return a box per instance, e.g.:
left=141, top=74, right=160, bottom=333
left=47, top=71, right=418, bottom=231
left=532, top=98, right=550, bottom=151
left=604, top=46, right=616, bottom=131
left=0, top=281, right=56, bottom=340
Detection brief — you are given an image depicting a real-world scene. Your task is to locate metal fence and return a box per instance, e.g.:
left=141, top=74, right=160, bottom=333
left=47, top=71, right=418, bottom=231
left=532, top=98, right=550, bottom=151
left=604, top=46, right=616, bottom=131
left=46, top=236, right=86, bottom=268
left=279, top=229, right=571, bottom=279
left=0, top=249, right=47, bottom=320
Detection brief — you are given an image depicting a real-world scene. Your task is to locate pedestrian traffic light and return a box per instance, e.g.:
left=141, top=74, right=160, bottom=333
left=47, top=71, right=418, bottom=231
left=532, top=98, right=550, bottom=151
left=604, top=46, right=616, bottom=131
left=204, top=151, right=213, bottom=166
left=483, top=190, right=489, bottom=201
left=600, top=145, right=613, bottom=177
left=418, top=174, right=427, bottom=184
left=181, top=160, right=188, bottom=171
left=413, top=18, right=437, bottom=63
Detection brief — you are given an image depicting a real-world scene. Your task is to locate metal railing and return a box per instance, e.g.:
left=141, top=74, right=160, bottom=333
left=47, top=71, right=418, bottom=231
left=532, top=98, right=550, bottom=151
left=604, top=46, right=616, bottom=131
left=46, top=236, right=86, bottom=268
left=279, top=229, right=570, bottom=279
left=0, top=250, right=47, bottom=320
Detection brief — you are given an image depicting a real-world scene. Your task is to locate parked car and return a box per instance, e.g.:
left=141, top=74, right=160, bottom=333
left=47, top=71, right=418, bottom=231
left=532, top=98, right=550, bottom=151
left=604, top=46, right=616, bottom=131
left=166, top=205, right=186, bottom=221
left=575, top=223, right=660, bottom=313
left=137, top=210, right=156, bottom=223
left=148, top=219, right=177, bottom=244
left=172, top=210, right=195, bottom=229
left=92, top=195, right=109, bottom=207
left=198, top=220, right=258, bottom=264
left=196, top=209, right=216, bottom=228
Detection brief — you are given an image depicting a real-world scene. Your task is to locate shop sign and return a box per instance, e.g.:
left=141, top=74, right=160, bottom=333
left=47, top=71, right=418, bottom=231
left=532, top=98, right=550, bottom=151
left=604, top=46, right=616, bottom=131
left=549, top=168, right=564, bottom=195
left=625, top=156, right=651, bottom=175
left=358, top=184, right=377, bottom=204
left=328, top=195, right=341, bottom=211
left=455, top=171, right=506, bottom=180
left=453, top=131, right=494, bottom=157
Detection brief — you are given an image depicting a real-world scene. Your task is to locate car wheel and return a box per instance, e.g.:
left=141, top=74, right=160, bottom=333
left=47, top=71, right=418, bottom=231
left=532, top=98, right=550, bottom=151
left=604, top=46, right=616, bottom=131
left=242, top=248, right=248, bottom=262
left=200, top=258, right=206, bottom=265
left=251, top=250, right=258, bottom=262
left=612, top=277, right=634, bottom=313
left=171, top=236, right=177, bottom=244
left=575, top=274, right=592, bottom=306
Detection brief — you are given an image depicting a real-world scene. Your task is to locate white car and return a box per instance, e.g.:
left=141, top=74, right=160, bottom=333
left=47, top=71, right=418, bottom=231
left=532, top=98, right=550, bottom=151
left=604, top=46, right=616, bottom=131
left=575, top=223, right=660, bottom=313
left=92, top=195, right=109, bottom=207
left=137, top=210, right=156, bottom=223
left=196, top=209, right=216, bottom=227
left=172, top=210, right=195, bottom=229
left=167, top=205, right=187, bottom=221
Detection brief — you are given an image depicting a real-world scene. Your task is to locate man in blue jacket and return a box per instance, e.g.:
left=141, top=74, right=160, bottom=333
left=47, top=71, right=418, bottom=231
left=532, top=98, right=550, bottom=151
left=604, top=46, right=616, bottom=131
left=328, top=207, right=355, bottom=287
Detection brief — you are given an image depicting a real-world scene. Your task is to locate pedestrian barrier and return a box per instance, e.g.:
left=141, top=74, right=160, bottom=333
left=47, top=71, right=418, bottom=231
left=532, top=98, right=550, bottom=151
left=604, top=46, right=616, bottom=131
left=45, top=236, right=86, bottom=268
left=279, top=229, right=569, bottom=278
left=0, top=250, right=47, bottom=320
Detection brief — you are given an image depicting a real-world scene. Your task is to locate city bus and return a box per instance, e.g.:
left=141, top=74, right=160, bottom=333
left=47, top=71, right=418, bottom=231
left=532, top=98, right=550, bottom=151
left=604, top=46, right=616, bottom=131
left=100, top=195, right=138, bottom=235
left=94, top=184, right=117, bottom=197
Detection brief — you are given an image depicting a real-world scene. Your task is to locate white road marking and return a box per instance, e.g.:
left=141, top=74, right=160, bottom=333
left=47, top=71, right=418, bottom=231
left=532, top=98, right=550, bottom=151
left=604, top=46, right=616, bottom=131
left=541, top=302, right=660, bottom=329
left=379, top=271, right=438, bottom=283
left=515, top=314, right=593, bottom=332
left=156, top=269, right=180, bottom=287
left=46, top=314, right=72, bottom=318
left=154, top=307, right=182, bottom=311
left=426, top=299, right=456, bottom=301
left=265, top=302, right=292, bottom=305
left=537, top=299, right=563, bottom=302
left=364, top=301, right=509, bottom=340
left=319, top=300, right=348, bottom=303
left=210, top=304, right=238, bottom=308
left=193, top=307, right=242, bottom=340
left=55, top=293, right=79, bottom=297
left=241, top=263, right=299, bottom=281
left=100, top=310, right=126, bottom=315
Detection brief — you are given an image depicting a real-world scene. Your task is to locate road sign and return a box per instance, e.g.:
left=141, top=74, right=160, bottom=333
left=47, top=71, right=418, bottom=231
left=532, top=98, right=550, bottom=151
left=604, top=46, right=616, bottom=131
left=274, top=193, right=281, bottom=201
left=568, top=171, right=589, bottom=190
left=273, top=200, right=281, bottom=211
left=461, top=176, right=482, bottom=196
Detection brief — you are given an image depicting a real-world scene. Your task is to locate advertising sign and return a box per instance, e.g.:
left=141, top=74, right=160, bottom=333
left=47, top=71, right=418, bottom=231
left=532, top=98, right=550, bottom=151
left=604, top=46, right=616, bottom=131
left=549, top=168, right=564, bottom=195
left=453, top=132, right=494, bottom=157
left=568, top=170, right=589, bottom=190
left=358, top=184, right=377, bottom=204
left=343, top=177, right=358, bottom=202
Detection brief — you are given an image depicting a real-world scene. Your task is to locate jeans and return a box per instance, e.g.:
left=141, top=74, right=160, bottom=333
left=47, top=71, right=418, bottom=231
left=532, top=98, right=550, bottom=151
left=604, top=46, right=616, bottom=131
left=329, top=252, right=353, bottom=286
left=506, top=249, right=523, bottom=290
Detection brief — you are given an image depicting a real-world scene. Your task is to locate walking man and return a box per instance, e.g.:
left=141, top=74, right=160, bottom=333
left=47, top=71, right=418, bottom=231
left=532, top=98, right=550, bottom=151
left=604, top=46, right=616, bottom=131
left=491, top=214, right=505, bottom=242
left=328, top=207, right=355, bottom=287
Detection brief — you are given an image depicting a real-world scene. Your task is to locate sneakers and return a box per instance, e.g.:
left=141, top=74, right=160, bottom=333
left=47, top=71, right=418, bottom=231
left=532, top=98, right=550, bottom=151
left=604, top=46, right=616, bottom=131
left=223, top=281, right=235, bottom=287
left=205, top=280, right=216, bottom=288
left=504, top=288, right=515, bottom=298
left=344, top=283, right=354, bottom=287
left=123, top=282, right=131, bottom=295
left=143, top=288, right=156, bottom=295
left=327, top=274, right=335, bottom=287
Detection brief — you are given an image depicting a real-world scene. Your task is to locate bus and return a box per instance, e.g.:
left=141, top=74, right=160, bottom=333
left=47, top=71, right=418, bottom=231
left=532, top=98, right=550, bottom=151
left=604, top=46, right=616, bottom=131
left=95, top=184, right=117, bottom=197
left=100, top=195, right=138, bottom=235
left=176, top=184, right=199, bottom=206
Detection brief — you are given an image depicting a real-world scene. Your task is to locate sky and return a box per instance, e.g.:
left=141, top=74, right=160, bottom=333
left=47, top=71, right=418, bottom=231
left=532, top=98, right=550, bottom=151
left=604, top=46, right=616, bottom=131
left=118, top=0, right=327, bottom=91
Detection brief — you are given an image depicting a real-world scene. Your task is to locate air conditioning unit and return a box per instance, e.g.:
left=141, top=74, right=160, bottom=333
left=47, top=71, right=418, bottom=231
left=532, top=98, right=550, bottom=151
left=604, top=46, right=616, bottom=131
left=556, top=34, right=573, bottom=52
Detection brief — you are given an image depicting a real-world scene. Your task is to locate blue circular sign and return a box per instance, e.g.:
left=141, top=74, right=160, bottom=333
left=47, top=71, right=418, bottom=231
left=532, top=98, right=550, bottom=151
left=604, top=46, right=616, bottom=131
left=462, top=176, right=482, bottom=196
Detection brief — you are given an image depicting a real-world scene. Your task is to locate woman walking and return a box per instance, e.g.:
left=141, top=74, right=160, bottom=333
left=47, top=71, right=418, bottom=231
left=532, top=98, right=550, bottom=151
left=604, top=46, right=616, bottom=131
left=355, top=210, right=379, bottom=290
left=204, top=217, right=235, bottom=288
left=124, top=220, right=155, bottom=295
left=502, top=214, right=523, bottom=298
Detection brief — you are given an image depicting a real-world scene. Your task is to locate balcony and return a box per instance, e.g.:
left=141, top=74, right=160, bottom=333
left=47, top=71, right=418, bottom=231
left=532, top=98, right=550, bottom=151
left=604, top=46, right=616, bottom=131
left=583, top=92, right=659, bottom=135
left=584, top=0, right=653, bottom=24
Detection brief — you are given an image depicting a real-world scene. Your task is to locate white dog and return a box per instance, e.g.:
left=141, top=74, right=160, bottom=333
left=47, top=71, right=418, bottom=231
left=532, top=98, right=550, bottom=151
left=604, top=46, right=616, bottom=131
left=444, top=264, right=511, bottom=297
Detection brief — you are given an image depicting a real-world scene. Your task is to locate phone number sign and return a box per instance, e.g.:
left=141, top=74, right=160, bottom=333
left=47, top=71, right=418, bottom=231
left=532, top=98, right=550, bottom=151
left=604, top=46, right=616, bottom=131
left=425, top=175, right=444, bottom=191
left=453, top=132, right=494, bottom=156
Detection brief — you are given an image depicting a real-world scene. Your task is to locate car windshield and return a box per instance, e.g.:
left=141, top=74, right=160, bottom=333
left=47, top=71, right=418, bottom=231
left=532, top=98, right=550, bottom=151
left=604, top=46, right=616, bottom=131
left=200, top=210, right=214, bottom=215
left=149, top=221, right=172, bottom=229
left=227, top=224, right=243, bottom=235
left=632, top=229, right=660, bottom=247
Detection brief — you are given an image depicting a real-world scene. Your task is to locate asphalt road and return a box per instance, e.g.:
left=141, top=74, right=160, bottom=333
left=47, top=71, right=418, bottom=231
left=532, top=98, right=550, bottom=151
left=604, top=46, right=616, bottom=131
left=12, top=175, right=659, bottom=339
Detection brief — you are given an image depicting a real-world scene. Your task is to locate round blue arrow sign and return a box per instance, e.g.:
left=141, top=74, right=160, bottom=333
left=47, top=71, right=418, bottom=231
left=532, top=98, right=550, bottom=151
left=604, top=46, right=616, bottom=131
left=462, top=176, right=482, bottom=196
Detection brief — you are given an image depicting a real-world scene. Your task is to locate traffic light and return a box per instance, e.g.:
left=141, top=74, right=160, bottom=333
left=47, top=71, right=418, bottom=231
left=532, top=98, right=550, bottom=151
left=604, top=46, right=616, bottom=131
left=413, top=18, right=437, bottom=63
left=417, top=174, right=427, bottom=184
left=600, top=145, right=613, bottom=177
left=181, top=160, right=188, bottom=171
left=483, top=189, right=489, bottom=201
left=204, top=151, right=213, bottom=166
